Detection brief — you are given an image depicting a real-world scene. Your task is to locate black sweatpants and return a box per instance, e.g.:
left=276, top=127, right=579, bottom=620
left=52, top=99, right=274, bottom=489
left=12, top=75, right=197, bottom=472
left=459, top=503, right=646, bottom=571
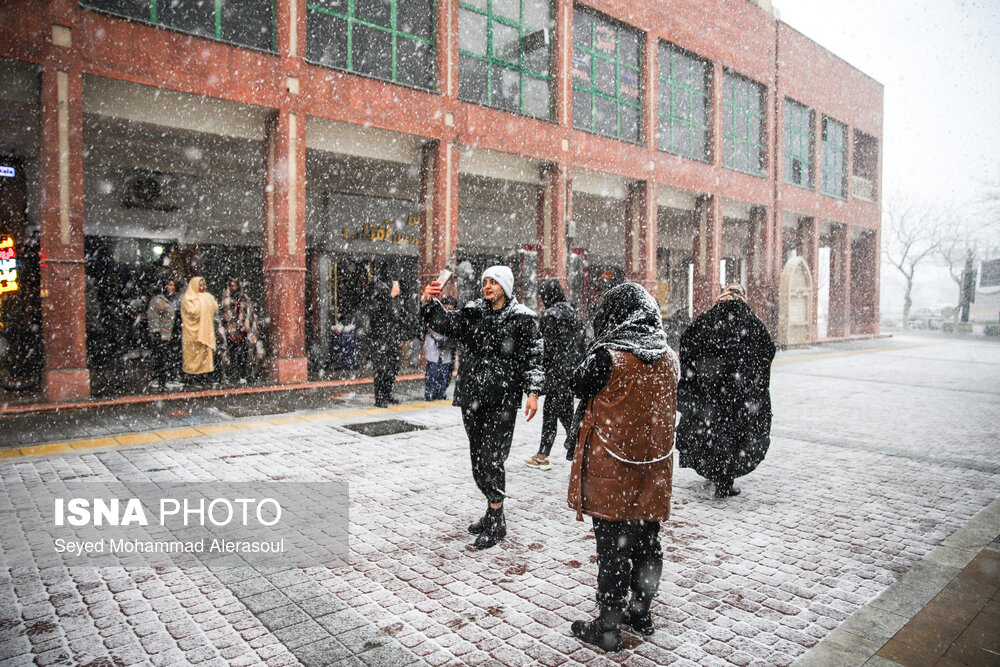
left=592, top=518, right=663, bottom=610
left=373, top=347, right=400, bottom=404
left=538, top=388, right=574, bottom=457
left=461, top=403, right=518, bottom=505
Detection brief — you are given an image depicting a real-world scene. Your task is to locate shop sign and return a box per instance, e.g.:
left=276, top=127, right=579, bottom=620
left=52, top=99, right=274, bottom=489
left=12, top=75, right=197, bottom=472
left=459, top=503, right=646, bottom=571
left=0, top=166, right=15, bottom=178
left=341, top=215, right=421, bottom=246
left=0, top=236, right=19, bottom=295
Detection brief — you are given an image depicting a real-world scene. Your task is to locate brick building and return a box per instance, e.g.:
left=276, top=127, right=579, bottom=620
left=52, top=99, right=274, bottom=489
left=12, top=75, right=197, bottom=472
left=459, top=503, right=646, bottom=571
left=0, top=0, right=882, bottom=402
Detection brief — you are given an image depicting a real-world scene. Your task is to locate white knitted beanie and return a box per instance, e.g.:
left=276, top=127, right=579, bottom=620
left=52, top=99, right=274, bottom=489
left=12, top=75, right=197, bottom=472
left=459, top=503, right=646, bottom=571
left=481, top=265, right=515, bottom=298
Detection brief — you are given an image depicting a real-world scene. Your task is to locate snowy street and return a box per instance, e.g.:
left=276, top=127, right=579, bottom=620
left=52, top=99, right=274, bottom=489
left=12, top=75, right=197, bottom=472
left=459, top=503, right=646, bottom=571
left=1, top=334, right=998, bottom=666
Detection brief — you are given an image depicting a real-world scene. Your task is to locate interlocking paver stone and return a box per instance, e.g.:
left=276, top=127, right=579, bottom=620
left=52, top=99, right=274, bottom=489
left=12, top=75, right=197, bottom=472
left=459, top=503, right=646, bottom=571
left=1, top=336, right=999, bottom=665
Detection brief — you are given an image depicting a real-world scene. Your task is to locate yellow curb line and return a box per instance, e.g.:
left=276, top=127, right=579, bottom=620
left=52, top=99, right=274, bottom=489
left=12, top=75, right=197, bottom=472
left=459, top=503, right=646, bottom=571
left=69, top=437, right=118, bottom=451
left=20, top=442, right=74, bottom=456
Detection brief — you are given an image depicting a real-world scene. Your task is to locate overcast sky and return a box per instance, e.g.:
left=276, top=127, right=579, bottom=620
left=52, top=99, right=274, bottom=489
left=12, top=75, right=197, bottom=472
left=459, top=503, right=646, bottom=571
left=774, top=0, right=1000, bottom=311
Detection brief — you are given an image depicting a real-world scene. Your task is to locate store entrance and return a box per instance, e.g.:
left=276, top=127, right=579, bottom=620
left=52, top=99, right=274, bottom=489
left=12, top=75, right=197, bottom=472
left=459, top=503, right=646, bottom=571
left=0, top=155, right=42, bottom=394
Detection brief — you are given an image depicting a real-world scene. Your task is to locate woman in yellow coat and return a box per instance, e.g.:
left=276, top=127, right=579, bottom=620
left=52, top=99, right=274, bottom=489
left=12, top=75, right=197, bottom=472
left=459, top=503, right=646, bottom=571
left=181, top=276, right=218, bottom=384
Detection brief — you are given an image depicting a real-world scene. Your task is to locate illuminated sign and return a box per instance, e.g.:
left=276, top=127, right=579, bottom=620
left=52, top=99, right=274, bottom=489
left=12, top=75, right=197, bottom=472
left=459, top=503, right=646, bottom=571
left=0, top=166, right=15, bottom=178
left=0, top=235, right=19, bottom=295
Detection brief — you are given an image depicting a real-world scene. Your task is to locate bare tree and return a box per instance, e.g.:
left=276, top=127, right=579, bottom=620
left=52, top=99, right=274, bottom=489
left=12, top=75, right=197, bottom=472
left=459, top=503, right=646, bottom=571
left=937, top=222, right=978, bottom=326
left=882, top=195, right=947, bottom=329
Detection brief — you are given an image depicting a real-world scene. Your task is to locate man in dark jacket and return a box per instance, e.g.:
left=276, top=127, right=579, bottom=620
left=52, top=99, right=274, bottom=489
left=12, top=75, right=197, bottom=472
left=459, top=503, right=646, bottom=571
left=421, top=265, right=544, bottom=550
left=369, top=279, right=407, bottom=408
left=676, top=283, right=776, bottom=498
left=526, top=279, right=584, bottom=470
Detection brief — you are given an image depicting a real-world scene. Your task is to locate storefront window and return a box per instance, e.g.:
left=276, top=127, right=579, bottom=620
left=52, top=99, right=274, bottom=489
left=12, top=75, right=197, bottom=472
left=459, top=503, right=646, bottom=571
left=81, top=0, right=277, bottom=52
left=458, top=0, right=554, bottom=120
left=572, top=6, right=642, bottom=143
left=306, top=0, right=436, bottom=90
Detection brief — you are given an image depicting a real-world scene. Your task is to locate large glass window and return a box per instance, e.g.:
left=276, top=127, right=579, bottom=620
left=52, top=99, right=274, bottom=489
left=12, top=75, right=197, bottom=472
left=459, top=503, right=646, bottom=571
left=81, top=0, right=276, bottom=52
left=657, top=41, right=710, bottom=161
left=458, top=0, right=554, bottom=119
left=822, top=115, right=847, bottom=198
left=571, top=6, right=642, bottom=143
left=722, top=70, right=766, bottom=176
left=784, top=98, right=813, bottom=188
left=307, top=0, right=436, bottom=90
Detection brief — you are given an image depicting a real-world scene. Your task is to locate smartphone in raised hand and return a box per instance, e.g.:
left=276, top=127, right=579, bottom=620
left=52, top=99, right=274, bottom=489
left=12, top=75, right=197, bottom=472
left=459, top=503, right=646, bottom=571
left=436, top=269, right=454, bottom=287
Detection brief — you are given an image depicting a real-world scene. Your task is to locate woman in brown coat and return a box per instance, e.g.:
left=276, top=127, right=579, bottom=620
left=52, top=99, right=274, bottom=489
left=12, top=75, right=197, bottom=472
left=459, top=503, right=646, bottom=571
left=567, top=282, right=679, bottom=652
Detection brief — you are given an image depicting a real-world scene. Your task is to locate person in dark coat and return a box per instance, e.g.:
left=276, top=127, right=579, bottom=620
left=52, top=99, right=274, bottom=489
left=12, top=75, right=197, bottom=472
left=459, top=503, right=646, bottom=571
left=421, top=265, right=544, bottom=550
left=526, top=279, right=585, bottom=470
left=566, top=282, right=679, bottom=652
left=675, top=283, right=776, bottom=498
left=662, top=306, right=691, bottom=353
left=146, top=278, right=179, bottom=391
left=369, top=279, right=407, bottom=408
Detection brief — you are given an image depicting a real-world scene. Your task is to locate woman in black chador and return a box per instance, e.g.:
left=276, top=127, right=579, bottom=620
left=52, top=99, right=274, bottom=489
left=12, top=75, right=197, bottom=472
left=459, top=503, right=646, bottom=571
left=676, top=284, right=776, bottom=498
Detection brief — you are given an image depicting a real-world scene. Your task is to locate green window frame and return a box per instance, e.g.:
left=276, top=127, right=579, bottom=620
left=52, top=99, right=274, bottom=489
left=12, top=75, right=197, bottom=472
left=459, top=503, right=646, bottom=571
left=722, top=70, right=766, bottom=176
left=784, top=98, right=813, bottom=188
left=80, top=0, right=277, bottom=53
left=457, top=0, right=554, bottom=120
left=821, top=115, right=847, bottom=198
left=306, top=1, right=437, bottom=91
left=657, top=41, right=711, bottom=161
left=571, top=6, right=642, bottom=143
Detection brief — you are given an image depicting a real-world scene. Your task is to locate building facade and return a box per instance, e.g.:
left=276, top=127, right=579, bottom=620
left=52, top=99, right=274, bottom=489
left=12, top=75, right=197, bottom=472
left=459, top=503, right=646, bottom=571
left=0, top=0, right=882, bottom=402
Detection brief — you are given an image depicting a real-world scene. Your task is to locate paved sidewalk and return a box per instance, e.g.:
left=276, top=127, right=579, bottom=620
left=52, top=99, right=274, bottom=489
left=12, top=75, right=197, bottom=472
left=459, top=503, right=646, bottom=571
left=1, top=335, right=998, bottom=666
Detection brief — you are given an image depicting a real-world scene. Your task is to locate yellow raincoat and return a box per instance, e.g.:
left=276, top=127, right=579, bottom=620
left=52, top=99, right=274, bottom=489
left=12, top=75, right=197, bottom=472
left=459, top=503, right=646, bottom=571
left=181, top=277, right=219, bottom=375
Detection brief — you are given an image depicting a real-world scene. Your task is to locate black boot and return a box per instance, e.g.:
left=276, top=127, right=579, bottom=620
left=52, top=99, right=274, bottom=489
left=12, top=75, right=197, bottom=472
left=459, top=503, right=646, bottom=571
left=468, top=507, right=489, bottom=534
left=571, top=606, right=624, bottom=652
left=625, top=593, right=655, bottom=636
left=473, top=505, right=506, bottom=550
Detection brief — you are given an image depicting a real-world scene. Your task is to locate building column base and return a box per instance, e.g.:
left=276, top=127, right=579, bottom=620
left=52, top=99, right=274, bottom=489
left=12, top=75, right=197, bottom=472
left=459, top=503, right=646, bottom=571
left=44, top=368, right=90, bottom=402
left=268, top=357, right=308, bottom=385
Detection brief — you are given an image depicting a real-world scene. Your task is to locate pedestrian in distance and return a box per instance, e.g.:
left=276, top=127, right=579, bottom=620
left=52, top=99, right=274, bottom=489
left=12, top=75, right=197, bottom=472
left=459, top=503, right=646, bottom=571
left=145, top=277, right=179, bottom=392
left=421, top=265, right=544, bottom=550
left=662, top=305, right=691, bottom=353
left=526, top=278, right=585, bottom=471
left=566, top=282, right=678, bottom=652
left=217, top=277, right=260, bottom=385
left=180, top=276, right=219, bottom=387
left=369, top=278, right=407, bottom=408
left=675, top=283, right=776, bottom=498
left=423, top=296, right=457, bottom=401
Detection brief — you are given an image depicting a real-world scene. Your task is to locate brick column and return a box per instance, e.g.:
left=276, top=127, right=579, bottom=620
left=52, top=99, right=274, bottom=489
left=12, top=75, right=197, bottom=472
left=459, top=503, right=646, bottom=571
left=747, top=205, right=774, bottom=323
left=827, top=222, right=852, bottom=337
left=796, top=216, right=820, bottom=340
left=39, top=5, right=90, bottom=401
left=851, top=229, right=880, bottom=335
left=418, top=139, right=459, bottom=287
left=262, top=108, right=307, bottom=384
left=692, top=195, right=721, bottom=315
left=625, top=181, right=657, bottom=294
left=536, top=163, right=567, bottom=283
left=642, top=32, right=658, bottom=150
left=553, top=0, right=573, bottom=128
left=436, top=0, right=459, bottom=99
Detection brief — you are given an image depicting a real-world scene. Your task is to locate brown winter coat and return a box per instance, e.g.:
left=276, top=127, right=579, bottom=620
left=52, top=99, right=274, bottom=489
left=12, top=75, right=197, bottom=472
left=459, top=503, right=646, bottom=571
left=567, top=349, right=677, bottom=522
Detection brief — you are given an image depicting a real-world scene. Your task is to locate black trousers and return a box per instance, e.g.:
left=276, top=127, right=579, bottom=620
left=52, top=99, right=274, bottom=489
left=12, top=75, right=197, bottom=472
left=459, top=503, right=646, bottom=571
left=373, top=347, right=400, bottom=403
left=150, top=337, right=171, bottom=388
left=592, top=518, right=662, bottom=610
left=226, top=338, right=249, bottom=382
left=461, top=403, right=518, bottom=505
left=538, top=388, right=574, bottom=457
